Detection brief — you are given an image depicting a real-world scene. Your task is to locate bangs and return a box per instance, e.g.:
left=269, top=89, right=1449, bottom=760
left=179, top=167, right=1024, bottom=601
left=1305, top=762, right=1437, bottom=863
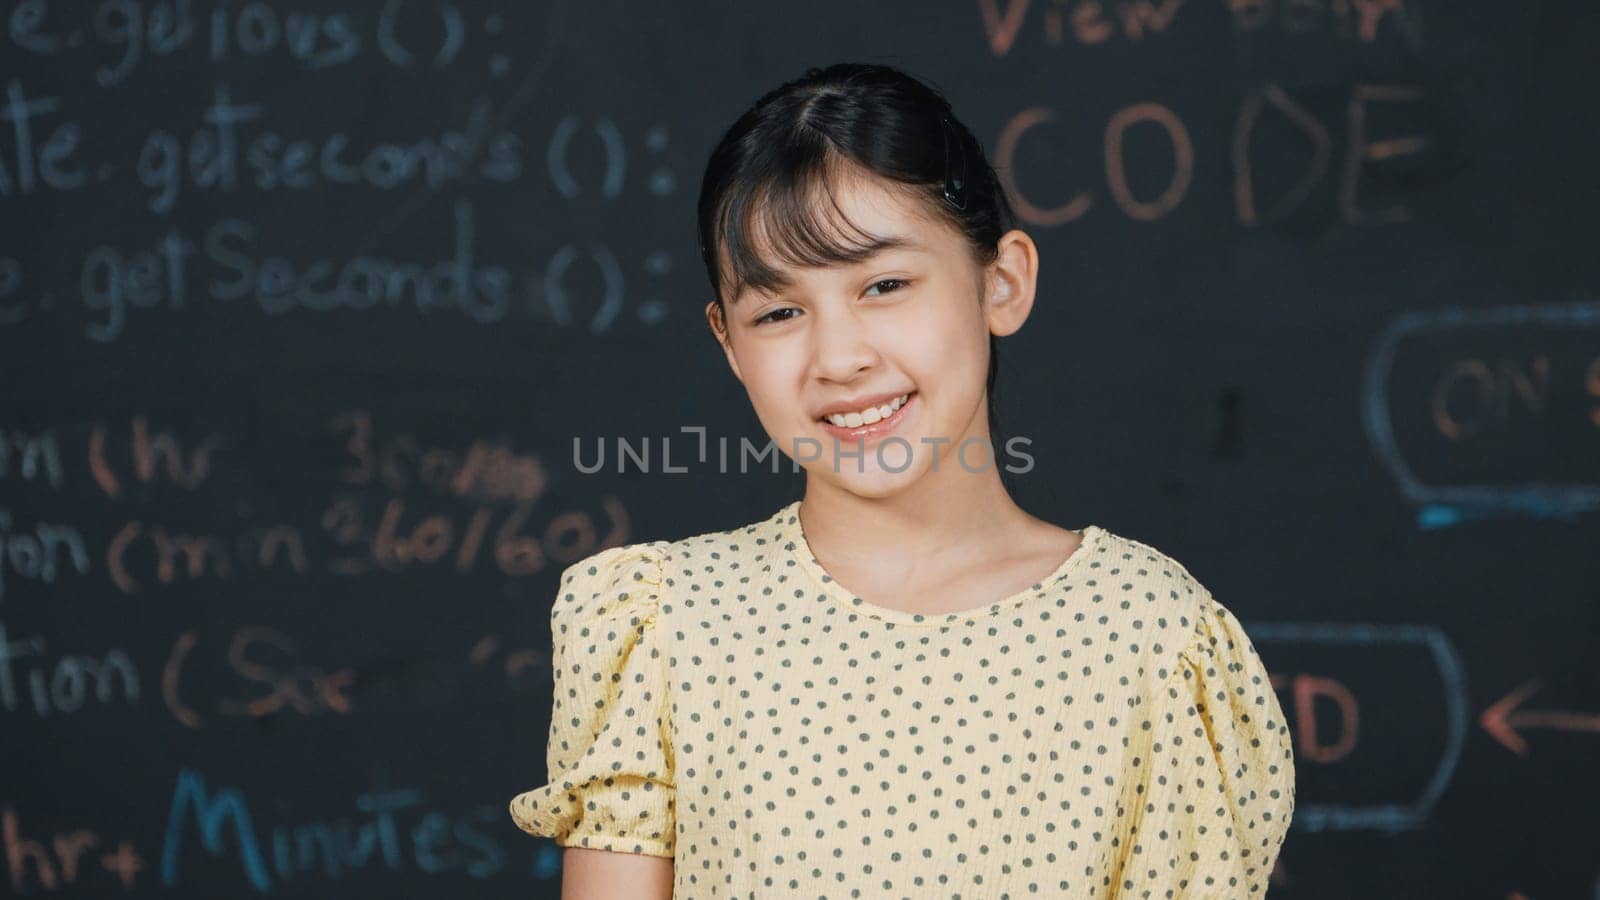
left=712, top=151, right=927, bottom=305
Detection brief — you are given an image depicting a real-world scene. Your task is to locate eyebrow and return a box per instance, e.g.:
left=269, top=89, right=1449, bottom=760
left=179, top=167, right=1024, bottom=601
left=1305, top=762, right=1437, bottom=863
left=729, top=234, right=929, bottom=306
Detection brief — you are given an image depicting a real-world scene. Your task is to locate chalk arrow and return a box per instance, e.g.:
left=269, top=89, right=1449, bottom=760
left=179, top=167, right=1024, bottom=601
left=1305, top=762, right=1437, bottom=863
left=1480, top=678, right=1600, bottom=757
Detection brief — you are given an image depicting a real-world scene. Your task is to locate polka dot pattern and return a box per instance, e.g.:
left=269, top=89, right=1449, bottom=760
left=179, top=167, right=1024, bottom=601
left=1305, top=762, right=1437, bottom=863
left=510, top=500, right=1295, bottom=897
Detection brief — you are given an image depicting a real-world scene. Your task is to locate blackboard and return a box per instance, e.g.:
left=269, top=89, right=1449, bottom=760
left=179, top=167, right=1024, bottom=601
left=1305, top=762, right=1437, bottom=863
left=4, top=0, right=1598, bottom=896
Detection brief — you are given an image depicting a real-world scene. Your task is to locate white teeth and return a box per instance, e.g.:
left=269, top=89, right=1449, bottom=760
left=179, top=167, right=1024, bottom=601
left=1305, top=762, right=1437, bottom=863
left=825, top=393, right=909, bottom=428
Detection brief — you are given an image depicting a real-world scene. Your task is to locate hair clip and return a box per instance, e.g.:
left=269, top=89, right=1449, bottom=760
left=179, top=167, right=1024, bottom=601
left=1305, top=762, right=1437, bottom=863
left=940, top=116, right=968, bottom=210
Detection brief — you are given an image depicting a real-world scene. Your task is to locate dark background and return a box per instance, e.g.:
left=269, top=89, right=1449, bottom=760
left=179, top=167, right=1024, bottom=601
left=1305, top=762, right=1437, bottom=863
left=2, top=0, right=1597, bottom=896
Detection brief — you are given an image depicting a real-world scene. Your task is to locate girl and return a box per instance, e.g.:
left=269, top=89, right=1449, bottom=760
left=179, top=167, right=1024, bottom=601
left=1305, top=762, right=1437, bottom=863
left=512, top=62, right=1295, bottom=899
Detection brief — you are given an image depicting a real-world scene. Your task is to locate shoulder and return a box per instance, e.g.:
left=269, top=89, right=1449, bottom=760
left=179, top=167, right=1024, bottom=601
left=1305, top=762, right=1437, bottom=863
left=657, top=507, right=797, bottom=599
left=543, top=541, right=678, bottom=708
left=550, top=539, right=675, bottom=634
left=1086, top=526, right=1212, bottom=613
left=1084, top=526, right=1219, bottom=682
left=553, top=508, right=785, bottom=623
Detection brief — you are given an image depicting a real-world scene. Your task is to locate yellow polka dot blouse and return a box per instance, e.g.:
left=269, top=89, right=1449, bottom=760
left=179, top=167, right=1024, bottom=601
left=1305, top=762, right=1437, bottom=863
left=510, top=500, right=1295, bottom=897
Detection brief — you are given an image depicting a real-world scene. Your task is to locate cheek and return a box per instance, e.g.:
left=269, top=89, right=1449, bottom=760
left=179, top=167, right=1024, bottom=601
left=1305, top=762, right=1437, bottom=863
left=737, top=352, right=806, bottom=427
left=914, top=310, right=989, bottom=389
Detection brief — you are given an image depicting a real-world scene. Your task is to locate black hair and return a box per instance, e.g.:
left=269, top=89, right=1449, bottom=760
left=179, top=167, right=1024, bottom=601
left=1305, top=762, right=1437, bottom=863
left=696, top=62, right=1022, bottom=491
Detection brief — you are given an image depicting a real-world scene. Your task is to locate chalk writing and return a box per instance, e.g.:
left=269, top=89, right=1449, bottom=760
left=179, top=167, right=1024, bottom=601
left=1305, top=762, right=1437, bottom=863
left=0, top=428, right=65, bottom=490
left=1, top=806, right=145, bottom=892
left=995, top=82, right=1427, bottom=226
left=332, top=410, right=546, bottom=501
left=160, top=768, right=507, bottom=891
left=980, top=0, right=1418, bottom=56
left=1246, top=621, right=1468, bottom=833
left=163, top=625, right=353, bottom=728
left=1363, top=300, right=1600, bottom=524
left=0, top=511, right=89, bottom=601
left=0, top=621, right=138, bottom=716
left=1, top=1, right=502, bottom=83
left=133, top=84, right=520, bottom=214
left=89, top=417, right=223, bottom=498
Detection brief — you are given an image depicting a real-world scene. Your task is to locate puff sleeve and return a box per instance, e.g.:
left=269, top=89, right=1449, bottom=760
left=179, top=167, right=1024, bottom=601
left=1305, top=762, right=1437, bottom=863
left=508, top=541, right=677, bottom=858
left=1111, top=594, right=1295, bottom=898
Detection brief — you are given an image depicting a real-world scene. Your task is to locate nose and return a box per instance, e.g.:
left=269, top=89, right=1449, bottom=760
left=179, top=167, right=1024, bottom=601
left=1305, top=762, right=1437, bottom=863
left=808, top=304, right=880, bottom=383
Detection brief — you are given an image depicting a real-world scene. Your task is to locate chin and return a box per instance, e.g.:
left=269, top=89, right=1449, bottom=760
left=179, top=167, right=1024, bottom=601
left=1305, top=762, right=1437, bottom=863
left=811, top=460, right=927, bottom=498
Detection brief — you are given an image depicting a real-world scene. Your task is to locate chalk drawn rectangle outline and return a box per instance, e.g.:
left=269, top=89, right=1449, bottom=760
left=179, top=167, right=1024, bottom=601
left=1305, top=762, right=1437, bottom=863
left=1362, top=300, right=1600, bottom=524
left=1245, top=620, right=1467, bottom=833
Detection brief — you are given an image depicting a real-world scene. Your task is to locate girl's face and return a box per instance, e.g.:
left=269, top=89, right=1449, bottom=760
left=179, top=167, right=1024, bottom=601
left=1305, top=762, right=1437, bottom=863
left=706, top=168, right=1038, bottom=498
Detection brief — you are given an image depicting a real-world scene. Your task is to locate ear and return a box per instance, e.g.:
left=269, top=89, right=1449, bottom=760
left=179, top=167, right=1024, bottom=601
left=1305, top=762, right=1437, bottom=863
left=982, top=229, right=1039, bottom=338
left=705, top=300, right=744, bottom=383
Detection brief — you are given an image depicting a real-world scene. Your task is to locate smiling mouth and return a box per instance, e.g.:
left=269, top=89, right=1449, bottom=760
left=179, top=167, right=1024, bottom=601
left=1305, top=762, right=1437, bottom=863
left=815, top=391, right=917, bottom=439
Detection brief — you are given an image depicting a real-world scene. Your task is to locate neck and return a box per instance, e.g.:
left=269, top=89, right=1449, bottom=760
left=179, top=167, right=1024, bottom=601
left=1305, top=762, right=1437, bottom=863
left=798, top=456, right=1026, bottom=575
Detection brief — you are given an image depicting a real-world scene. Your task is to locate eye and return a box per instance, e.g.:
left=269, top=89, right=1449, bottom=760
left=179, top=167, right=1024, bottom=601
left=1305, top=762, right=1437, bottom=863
left=751, top=280, right=909, bottom=326
left=753, top=307, right=799, bottom=326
